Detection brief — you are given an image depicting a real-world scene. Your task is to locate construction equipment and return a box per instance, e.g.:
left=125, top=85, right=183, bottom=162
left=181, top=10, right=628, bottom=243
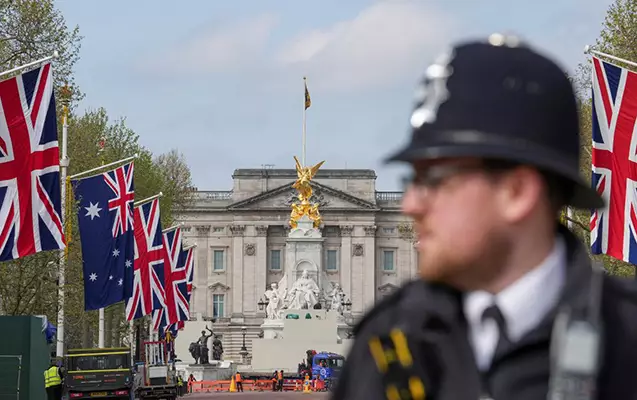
left=135, top=341, right=178, bottom=400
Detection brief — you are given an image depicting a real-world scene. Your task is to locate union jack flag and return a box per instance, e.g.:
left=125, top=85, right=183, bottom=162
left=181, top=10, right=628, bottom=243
left=153, top=310, right=185, bottom=337
left=0, top=63, right=65, bottom=261
left=184, top=245, right=195, bottom=297
left=125, top=198, right=166, bottom=320
left=151, top=227, right=191, bottom=330
left=590, top=56, right=637, bottom=264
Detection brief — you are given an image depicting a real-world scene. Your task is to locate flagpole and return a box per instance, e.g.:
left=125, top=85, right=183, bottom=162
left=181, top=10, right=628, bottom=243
left=56, top=85, right=69, bottom=358
left=97, top=140, right=108, bottom=349
left=0, top=52, right=59, bottom=79
left=162, top=222, right=184, bottom=234
left=584, top=45, right=637, bottom=69
left=68, top=154, right=138, bottom=180
left=302, top=76, right=307, bottom=167
left=134, top=192, right=164, bottom=207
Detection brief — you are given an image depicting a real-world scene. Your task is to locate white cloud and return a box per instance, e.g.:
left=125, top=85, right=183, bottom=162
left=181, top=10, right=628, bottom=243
left=275, top=0, right=458, bottom=90
left=137, top=1, right=457, bottom=90
left=143, top=13, right=279, bottom=75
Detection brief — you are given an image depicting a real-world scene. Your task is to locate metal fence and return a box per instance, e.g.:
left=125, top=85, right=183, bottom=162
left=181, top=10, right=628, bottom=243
left=0, top=355, right=22, bottom=400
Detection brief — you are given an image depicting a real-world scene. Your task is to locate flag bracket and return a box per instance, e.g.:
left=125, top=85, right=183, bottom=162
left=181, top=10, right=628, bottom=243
left=0, top=51, right=58, bottom=79
left=584, top=45, right=637, bottom=70
left=69, top=154, right=138, bottom=180
left=134, top=192, right=163, bottom=207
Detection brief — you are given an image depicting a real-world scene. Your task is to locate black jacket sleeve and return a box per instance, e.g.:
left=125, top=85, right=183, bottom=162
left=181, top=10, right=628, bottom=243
left=331, top=327, right=387, bottom=400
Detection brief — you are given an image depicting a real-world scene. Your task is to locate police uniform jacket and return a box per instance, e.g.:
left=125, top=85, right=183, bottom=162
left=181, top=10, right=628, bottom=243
left=331, top=228, right=637, bottom=399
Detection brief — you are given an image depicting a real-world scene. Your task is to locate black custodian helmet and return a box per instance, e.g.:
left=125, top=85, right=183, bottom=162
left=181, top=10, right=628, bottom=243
left=386, top=33, right=603, bottom=210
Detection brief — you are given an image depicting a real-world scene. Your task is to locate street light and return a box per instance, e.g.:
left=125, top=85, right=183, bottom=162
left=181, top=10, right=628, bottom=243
left=239, top=326, right=248, bottom=364
left=342, top=298, right=352, bottom=312
left=257, top=297, right=267, bottom=311
left=240, top=326, right=247, bottom=351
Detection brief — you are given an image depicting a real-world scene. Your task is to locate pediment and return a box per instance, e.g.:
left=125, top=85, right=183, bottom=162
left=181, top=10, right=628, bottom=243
left=227, top=181, right=377, bottom=211
left=208, top=282, right=230, bottom=292
left=377, top=283, right=399, bottom=294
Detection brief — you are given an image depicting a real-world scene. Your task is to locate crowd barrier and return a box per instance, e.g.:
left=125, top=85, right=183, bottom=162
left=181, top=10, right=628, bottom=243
left=188, top=378, right=328, bottom=393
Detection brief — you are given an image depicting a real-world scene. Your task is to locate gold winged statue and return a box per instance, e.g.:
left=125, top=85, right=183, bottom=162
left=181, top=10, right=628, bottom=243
left=290, top=156, right=325, bottom=228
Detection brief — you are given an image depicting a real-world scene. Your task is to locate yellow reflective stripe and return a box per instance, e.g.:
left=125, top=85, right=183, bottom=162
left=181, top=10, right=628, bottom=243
left=67, top=347, right=129, bottom=352
left=368, top=337, right=388, bottom=373
left=68, top=368, right=129, bottom=373
left=390, top=329, right=413, bottom=368
left=385, top=385, right=401, bottom=400
left=409, top=376, right=426, bottom=400
left=44, top=368, right=62, bottom=387
left=66, top=351, right=129, bottom=357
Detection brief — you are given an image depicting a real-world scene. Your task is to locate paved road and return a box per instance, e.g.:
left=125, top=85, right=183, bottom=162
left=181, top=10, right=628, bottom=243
left=185, top=392, right=330, bottom=399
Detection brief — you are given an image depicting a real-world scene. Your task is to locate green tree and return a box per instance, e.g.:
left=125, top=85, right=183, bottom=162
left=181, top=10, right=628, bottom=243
left=62, top=108, right=195, bottom=346
left=566, top=0, right=637, bottom=277
left=0, top=0, right=85, bottom=337
left=0, top=0, right=83, bottom=102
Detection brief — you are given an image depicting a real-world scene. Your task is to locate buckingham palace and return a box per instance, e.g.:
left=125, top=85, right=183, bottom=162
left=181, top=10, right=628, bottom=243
left=177, top=167, right=418, bottom=362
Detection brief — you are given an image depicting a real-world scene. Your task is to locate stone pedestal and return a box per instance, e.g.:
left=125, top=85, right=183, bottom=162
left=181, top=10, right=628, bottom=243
left=252, top=309, right=353, bottom=372
left=285, top=215, right=324, bottom=292
left=261, top=318, right=284, bottom=339
left=185, top=361, right=235, bottom=381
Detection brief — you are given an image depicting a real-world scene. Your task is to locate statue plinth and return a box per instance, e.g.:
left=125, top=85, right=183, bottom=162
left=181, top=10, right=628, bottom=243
left=186, top=361, right=235, bottom=382
left=285, top=215, right=324, bottom=293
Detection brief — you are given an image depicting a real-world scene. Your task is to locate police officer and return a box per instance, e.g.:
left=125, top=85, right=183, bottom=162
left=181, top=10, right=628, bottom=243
left=331, top=34, right=637, bottom=400
left=44, top=358, right=63, bottom=400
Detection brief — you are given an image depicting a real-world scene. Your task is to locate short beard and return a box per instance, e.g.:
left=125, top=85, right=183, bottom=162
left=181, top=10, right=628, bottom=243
left=423, top=228, right=513, bottom=293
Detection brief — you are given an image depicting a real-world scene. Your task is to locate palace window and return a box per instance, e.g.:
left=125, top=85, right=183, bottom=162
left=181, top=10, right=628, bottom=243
left=270, top=249, right=282, bottom=270
left=212, top=294, right=225, bottom=318
left=213, top=250, right=224, bottom=271
left=382, top=250, right=395, bottom=271
left=326, top=249, right=338, bottom=271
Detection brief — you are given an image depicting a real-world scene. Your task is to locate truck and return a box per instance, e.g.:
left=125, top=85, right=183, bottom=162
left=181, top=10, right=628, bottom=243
left=311, top=351, right=345, bottom=381
left=134, top=341, right=178, bottom=400
left=63, top=347, right=134, bottom=399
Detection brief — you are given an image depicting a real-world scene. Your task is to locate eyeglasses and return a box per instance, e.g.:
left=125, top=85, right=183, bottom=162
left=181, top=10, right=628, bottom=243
left=402, top=164, right=493, bottom=193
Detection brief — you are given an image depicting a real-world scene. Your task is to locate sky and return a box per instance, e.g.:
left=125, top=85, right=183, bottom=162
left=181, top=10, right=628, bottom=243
left=55, top=0, right=614, bottom=191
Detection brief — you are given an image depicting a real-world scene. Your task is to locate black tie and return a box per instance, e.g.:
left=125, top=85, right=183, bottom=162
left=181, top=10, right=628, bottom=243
left=481, top=304, right=511, bottom=358
left=480, top=304, right=511, bottom=399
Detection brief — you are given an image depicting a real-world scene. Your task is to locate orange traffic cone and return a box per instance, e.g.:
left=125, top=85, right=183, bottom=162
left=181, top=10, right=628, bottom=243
left=229, top=375, right=237, bottom=392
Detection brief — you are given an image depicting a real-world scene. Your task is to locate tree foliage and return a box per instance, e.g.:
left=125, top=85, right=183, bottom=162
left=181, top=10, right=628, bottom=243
left=0, top=0, right=195, bottom=348
left=0, top=0, right=83, bottom=101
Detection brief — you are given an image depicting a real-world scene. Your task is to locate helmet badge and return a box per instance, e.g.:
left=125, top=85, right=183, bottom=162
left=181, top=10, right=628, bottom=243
left=410, top=50, right=455, bottom=129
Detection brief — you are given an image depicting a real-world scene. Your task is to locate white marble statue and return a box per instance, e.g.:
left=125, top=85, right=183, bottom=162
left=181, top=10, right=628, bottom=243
left=329, top=283, right=345, bottom=315
left=264, top=282, right=286, bottom=320
left=287, top=269, right=320, bottom=309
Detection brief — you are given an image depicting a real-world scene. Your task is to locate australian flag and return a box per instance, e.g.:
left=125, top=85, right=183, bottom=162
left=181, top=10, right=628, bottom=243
left=72, top=162, right=135, bottom=310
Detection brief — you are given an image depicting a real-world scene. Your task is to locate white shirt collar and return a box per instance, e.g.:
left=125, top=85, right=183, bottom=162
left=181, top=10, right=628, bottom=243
left=464, top=235, right=566, bottom=359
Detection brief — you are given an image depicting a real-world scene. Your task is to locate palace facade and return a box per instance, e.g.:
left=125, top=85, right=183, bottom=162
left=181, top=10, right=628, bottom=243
left=178, top=168, right=417, bottom=362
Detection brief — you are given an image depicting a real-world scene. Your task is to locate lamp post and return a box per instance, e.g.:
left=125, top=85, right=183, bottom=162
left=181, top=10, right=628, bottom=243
left=341, top=298, right=352, bottom=312
left=257, top=297, right=267, bottom=311
left=239, top=326, right=248, bottom=364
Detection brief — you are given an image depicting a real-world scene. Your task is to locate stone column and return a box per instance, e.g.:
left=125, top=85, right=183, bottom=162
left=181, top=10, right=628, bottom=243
left=254, top=225, right=268, bottom=315
left=194, top=225, right=210, bottom=315
left=339, top=225, right=354, bottom=301
left=230, top=225, right=245, bottom=320
left=363, top=225, right=377, bottom=312
left=351, top=228, right=365, bottom=315
left=411, top=241, right=419, bottom=279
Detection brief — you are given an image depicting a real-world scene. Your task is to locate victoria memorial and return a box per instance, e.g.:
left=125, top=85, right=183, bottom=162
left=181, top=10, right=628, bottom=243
left=177, top=167, right=418, bottom=363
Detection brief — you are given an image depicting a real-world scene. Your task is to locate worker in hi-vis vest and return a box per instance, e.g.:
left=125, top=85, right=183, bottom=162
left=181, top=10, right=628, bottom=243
left=235, top=372, right=243, bottom=392
left=44, top=359, right=64, bottom=400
